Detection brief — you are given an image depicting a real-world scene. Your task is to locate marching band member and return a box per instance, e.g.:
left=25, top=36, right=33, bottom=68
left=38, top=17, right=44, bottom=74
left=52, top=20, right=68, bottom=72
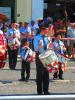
left=14, top=23, right=20, bottom=46
left=20, top=39, right=35, bottom=82
left=34, top=21, right=51, bottom=95
left=6, top=22, right=19, bottom=70
left=6, top=23, right=20, bottom=47
left=53, top=33, right=66, bottom=79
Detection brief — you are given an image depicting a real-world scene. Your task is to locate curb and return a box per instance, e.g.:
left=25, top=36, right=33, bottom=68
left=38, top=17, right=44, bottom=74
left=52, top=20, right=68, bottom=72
left=0, top=79, right=75, bottom=85
left=50, top=79, right=75, bottom=83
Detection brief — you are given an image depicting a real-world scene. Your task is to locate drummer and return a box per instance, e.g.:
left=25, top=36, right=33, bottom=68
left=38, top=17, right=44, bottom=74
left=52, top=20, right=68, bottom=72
left=53, top=33, right=66, bottom=79
left=6, top=22, right=19, bottom=70
left=34, top=20, right=51, bottom=95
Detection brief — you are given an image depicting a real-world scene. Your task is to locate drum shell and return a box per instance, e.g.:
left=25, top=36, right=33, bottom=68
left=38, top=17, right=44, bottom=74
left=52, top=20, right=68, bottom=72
left=0, top=51, right=7, bottom=68
left=0, top=34, right=7, bottom=68
left=39, top=49, right=58, bottom=69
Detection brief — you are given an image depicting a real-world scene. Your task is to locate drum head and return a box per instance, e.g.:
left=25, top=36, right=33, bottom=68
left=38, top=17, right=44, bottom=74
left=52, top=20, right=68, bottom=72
left=39, top=49, right=52, bottom=59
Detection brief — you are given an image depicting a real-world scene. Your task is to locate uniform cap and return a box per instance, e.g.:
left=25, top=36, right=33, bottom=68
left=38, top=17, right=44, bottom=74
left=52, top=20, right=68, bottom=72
left=37, top=17, right=43, bottom=21
left=39, top=21, right=49, bottom=29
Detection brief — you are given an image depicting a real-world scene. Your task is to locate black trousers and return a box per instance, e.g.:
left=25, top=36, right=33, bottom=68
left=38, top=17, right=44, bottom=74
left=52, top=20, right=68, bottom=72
left=58, top=62, right=63, bottom=78
left=53, top=62, right=63, bottom=79
left=8, top=46, right=18, bottom=69
left=21, top=60, right=30, bottom=79
left=35, top=54, right=49, bottom=94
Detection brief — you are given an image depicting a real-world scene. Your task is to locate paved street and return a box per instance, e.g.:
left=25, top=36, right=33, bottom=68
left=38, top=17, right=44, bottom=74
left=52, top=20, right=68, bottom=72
left=0, top=56, right=75, bottom=98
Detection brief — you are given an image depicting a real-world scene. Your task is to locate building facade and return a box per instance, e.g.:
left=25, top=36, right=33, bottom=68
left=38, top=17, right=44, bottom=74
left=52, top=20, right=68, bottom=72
left=0, top=0, right=75, bottom=23
left=16, top=0, right=43, bottom=22
left=0, top=0, right=43, bottom=23
left=44, top=0, right=75, bottom=22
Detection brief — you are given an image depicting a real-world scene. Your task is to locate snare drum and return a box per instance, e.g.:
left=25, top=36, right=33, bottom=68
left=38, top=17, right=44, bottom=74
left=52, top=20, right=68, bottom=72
left=57, top=53, right=69, bottom=63
left=39, top=49, right=58, bottom=72
left=57, top=54, right=69, bottom=72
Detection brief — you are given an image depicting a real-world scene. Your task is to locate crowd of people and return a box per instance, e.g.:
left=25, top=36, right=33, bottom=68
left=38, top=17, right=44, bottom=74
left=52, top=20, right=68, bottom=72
left=0, top=17, right=75, bottom=95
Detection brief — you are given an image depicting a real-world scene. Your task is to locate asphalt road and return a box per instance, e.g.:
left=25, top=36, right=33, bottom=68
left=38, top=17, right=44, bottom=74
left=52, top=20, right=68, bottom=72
left=0, top=58, right=75, bottom=96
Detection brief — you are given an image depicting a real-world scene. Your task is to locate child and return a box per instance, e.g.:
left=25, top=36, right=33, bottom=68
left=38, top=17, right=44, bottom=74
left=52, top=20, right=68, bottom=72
left=53, top=33, right=66, bottom=79
left=20, top=39, right=35, bottom=81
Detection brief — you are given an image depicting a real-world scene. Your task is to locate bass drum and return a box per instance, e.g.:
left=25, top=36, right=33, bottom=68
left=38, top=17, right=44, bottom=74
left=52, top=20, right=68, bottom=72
left=0, top=51, right=7, bottom=68
left=0, top=34, right=7, bottom=68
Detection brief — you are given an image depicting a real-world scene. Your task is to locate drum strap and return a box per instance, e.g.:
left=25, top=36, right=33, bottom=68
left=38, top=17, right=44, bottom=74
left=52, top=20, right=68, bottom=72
left=24, top=49, right=29, bottom=60
left=42, top=36, right=46, bottom=50
left=57, top=41, right=62, bottom=53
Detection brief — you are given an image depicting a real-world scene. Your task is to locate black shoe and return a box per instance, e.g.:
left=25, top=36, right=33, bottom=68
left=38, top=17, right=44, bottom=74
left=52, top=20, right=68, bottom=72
left=10, top=68, right=15, bottom=70
left=18, top=78, right=26, bottom=82
left=53, top=71, right=58, bottom=79
left=59, top=77, right=64, bottom=80
left=26, top=76, right=30, bottom=82
left=25, top=79, right=29, bottom=82
left=59, top=76, right=64, bottom=80
left=37, top=93, right=43, bottom=95
left=44, top=92, right=50, bottom=95
left=53, top=77, right=58, bottom=80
